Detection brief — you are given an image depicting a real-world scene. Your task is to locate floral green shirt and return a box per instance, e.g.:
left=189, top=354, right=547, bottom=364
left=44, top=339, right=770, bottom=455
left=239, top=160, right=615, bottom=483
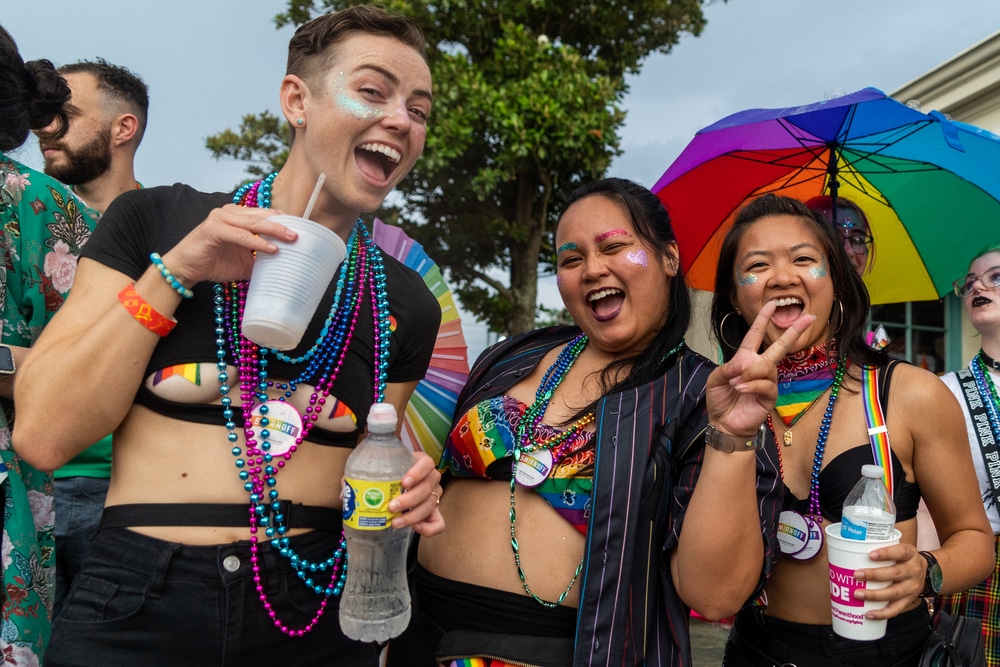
left=0, top=153, right=97, bottom=664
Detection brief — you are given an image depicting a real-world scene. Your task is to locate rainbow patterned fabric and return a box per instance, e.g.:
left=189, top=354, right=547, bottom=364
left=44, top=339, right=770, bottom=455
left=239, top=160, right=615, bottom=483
left=440, top=395, right=594, bottom=533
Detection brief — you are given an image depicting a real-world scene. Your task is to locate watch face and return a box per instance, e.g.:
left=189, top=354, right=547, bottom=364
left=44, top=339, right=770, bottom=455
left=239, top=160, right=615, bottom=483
left=0, top=345, right=13, bottom=374
left=929, top=563, right=943, bottom=593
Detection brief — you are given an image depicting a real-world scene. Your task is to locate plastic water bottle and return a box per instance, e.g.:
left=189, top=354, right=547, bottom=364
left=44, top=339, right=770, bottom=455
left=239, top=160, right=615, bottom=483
left=840, top=464, right=896, bottom=541
left=339, top=403, right=413, bottom=643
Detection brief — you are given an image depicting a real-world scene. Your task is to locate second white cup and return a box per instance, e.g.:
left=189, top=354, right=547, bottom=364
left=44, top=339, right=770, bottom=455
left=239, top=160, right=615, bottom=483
left=242, top=214, right=347, bottom=351
left=825, top=522, right=901, bottom=641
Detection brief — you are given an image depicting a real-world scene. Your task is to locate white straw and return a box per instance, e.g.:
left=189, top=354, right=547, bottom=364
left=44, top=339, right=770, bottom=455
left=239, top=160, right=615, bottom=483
left=302, top=173, right=326, bottom=220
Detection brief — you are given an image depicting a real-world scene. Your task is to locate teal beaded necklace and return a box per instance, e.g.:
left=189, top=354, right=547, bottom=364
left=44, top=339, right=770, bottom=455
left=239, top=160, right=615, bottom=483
left=510, top=333, right=590, bottom=607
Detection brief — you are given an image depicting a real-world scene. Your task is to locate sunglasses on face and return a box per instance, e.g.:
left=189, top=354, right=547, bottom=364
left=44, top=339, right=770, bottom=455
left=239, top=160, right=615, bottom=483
left=841, top=233, right=872, bottom=254
left=953, top=265, right=1000, bottom=297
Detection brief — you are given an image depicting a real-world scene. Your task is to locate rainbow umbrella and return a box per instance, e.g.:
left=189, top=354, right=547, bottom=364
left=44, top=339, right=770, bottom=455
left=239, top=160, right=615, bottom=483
left=651, top=87, right=1000, bottom=303
left=372, top=218, right=469, bottom=462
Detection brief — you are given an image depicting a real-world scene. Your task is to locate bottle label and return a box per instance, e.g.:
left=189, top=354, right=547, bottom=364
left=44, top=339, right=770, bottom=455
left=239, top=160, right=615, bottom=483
left=841, top=514, right=894, bottom=541
left=343, top=477, right=402, bottom=530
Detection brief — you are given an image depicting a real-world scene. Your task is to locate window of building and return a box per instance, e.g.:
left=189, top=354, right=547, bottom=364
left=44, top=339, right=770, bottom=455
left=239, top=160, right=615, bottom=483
left=870, top=299, right=949, bottom=374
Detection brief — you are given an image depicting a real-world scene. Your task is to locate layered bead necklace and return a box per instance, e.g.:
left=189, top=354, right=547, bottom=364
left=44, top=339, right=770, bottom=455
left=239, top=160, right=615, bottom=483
left=220, top=172, right=391, bottom=636
left=510, top=333, right=592, bottom=607
left=770, top=357, right=846, bottom=561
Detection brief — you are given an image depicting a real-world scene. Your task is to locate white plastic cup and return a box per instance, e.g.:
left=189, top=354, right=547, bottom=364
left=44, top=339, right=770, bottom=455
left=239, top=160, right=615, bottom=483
left=242, top=214, right=347, bottom=350
left=825, top=522, right=901, bottom=641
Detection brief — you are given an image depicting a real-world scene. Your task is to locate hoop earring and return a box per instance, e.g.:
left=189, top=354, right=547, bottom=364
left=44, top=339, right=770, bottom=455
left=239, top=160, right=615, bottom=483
left=718, top=311, right=743, bottom=350
left=829, top=300, right=845, bottom=338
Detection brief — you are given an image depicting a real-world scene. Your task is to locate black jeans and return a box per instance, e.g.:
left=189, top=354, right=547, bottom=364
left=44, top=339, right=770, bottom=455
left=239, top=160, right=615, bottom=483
left=723, top=602, right=931, bottom=667
left=46, top=527, right=379, bottom=667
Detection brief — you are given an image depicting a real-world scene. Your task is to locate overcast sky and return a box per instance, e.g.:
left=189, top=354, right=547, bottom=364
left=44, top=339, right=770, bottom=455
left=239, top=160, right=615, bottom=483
left=6, top=0, right=1000, bottom=356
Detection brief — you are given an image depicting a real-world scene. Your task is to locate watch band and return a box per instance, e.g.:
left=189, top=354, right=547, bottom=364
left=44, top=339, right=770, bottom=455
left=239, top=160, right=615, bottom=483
left=705, top=422, right=766, bottom=453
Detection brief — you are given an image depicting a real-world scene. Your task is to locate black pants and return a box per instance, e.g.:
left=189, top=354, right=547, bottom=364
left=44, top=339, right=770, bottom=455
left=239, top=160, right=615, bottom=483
left=47, top=527, right=379, bottom=667
left=724, top=602, right=931, bottom=667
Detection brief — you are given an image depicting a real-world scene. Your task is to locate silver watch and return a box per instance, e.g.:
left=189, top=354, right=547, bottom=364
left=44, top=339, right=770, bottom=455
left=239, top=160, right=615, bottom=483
left=704, top=422, right=766, bottom=453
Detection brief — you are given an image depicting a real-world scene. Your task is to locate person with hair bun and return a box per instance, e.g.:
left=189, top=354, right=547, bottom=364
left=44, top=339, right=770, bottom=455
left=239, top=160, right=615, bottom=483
left=0, top=23, right=99, bottom=664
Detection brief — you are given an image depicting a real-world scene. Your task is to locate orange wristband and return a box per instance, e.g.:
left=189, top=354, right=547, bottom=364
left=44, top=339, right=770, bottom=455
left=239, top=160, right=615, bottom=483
left=118, top=284, right=176, bottom=336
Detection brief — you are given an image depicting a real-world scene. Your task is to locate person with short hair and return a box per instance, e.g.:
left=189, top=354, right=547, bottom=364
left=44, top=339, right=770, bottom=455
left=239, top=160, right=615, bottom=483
left=12, top=7, right=444, bottom=665
left=37, top=58, right=148, bottom=214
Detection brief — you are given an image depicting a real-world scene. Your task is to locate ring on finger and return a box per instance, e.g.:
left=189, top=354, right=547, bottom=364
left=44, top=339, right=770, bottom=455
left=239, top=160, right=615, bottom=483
left=430, top=491, right=440, bottom=506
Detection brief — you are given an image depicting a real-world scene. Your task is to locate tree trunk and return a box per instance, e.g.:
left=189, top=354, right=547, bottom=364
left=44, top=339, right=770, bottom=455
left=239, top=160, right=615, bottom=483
left=508, top=214, right=543, bottom=335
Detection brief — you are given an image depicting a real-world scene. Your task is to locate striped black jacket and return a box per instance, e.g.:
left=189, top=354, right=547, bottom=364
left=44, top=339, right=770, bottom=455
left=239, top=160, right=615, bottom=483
left=452, top=326, right=783, bottom=667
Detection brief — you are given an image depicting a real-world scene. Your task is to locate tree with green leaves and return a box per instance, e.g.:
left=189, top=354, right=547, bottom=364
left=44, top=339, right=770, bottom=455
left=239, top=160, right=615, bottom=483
left=207, top=0, right=711, bottom=335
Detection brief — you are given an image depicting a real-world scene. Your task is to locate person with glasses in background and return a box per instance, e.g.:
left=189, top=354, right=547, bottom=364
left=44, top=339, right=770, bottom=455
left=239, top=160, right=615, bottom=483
left=938, top=244, right=1000, bottom=666
left=805, top=195, right=875, bottom=277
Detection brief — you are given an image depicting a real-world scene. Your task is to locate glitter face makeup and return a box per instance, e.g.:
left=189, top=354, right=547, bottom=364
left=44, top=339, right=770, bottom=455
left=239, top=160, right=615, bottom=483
left=331, top=72, right=385, bottom=121
left=594, top=229, right=631, bottom=244
left=810, top=258, right=829, bottom=279
left=557, top=242, right=578, bottom=254
left=737, top=273, right=757, bottom=287
left=626, top=250, right=648, bottom=268
left=335, top=92, right=383, bottom=121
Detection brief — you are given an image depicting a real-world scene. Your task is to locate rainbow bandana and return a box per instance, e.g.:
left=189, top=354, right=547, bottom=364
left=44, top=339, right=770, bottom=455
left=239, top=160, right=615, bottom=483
left=775, top=343, right=837, bottom=427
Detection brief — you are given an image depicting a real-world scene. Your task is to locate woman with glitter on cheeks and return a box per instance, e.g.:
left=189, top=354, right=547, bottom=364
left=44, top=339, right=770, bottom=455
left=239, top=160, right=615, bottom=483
left=12, top=7, right=443, bottom=666
left=397, top=178, right=814, bottom=667
left=713, top=194, right=993, bottom=667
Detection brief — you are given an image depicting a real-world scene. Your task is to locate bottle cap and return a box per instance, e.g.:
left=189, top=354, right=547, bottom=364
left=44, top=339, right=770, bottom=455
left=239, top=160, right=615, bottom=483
left=367, top=402, right=397, bottom=433
left=861, top=464, right=884, bottom=478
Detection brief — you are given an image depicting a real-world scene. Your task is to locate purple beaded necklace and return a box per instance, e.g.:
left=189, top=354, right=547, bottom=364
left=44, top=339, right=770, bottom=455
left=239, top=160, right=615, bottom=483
left=219, top=173, right=391, bottom=636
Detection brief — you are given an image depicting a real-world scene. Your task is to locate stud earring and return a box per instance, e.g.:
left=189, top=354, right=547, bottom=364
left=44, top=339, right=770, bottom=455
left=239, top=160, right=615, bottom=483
left=296, top=118, right=304, bottom=126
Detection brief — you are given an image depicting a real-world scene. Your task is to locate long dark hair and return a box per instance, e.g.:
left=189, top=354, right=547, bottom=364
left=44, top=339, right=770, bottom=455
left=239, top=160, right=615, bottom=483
left=0, top=24, right=70, bottom=151
left=710, top=194, right=885, bottom=372
left=559, top=178, right=691, bottom=416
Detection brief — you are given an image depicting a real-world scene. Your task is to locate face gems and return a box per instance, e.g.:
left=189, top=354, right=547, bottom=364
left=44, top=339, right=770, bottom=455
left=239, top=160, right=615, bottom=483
left=557, top=242, right=578, bottom=254
left=625, top=250, right=647, bottom=268
left=594, top=229, right=631, bottom=244
left=810, top=257, right=829, bottom=279
left=737, top=273, right=757, bottom=287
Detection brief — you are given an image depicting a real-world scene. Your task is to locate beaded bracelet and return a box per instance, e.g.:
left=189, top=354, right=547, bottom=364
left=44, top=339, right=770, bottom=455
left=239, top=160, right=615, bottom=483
left=150, top=252, right=194, bottom=299
left=118, top=284, right=177, bottom=336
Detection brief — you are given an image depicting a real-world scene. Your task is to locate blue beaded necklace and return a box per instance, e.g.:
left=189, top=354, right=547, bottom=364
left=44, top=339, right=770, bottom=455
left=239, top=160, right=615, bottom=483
left=219, top=173, right=392, bottom=636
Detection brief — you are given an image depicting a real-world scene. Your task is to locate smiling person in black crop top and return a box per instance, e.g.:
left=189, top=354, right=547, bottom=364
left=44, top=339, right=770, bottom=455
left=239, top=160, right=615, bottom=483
left=712, top=194, right=994, bottom=667
left=10, top=7, right=443, bottom=667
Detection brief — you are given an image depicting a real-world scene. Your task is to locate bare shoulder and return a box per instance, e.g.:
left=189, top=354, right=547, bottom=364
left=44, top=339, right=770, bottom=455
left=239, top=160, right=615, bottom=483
left=888, top=362, right=964, bottom=428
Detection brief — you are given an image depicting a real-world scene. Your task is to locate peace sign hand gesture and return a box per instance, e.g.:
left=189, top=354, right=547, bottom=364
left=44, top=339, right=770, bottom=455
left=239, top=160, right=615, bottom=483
left=705, top=301, right=816, bottom=438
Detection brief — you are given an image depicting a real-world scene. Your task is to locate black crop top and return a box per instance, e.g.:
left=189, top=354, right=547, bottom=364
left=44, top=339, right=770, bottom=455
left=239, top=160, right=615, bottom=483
left=82, top=185, right=441, bottom=445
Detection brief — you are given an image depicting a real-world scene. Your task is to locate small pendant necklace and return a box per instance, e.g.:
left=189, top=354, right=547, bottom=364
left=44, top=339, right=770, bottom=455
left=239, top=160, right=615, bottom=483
left=510, top=333, right=591, bottom=607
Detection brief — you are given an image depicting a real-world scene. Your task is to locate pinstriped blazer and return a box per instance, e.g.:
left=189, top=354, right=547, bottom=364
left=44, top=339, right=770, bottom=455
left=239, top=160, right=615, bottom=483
left=451, top=326, right=783, bottom=667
